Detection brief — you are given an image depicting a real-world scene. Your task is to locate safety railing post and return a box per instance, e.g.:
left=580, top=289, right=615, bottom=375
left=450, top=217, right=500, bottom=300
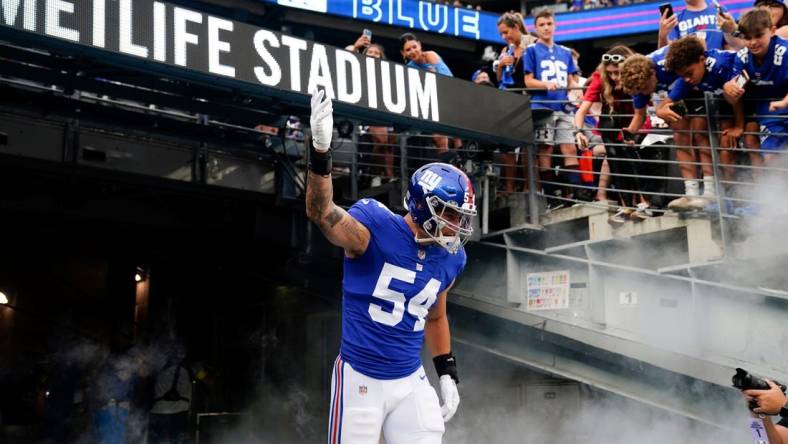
left=399, top=132, right=409, bottom=207
left=526, top=142, right=540, bottom=226
left=482, top=169, right=490, bottom=235
left=704, top=91, right=729, bottom=258
left=351, top=123, right=359, bottom=201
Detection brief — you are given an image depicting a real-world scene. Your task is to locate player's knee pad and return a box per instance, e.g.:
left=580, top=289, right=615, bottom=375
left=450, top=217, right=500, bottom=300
left=341, top=408, right=383, bottom=444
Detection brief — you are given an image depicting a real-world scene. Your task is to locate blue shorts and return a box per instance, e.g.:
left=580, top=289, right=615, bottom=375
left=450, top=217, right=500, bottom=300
left=760, top=120, right=787, bottom=152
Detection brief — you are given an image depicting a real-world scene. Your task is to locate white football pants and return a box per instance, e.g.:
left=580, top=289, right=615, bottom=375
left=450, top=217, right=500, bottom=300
left=327, top=356, right=445, bottom=444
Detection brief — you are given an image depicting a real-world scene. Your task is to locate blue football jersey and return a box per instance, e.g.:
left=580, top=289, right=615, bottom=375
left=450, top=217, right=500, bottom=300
left=669, top=49, right=738, bottom=101
left=633, top=46, right=678, bottom=109
left=668, top=5, right=725, bottom=50
left=523, top=41, right=578, bottom=112
left=733, top=36, right=788, bottom=125
left=341, top=199, right=466, bottom=380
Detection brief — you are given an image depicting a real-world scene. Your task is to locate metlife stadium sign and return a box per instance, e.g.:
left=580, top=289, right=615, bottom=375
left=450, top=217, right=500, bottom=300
left=264, top=0, right=751, bottom=43
left=0, top=0, right=532, bottom=144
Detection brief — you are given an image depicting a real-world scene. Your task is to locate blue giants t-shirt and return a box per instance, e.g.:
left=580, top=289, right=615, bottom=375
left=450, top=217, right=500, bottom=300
left=523, top=41, right=578, bottom=112
left=669, top=5, right=725, bottom=50
left=341, top=199, right=466, bottom=380
left=669, top=49, right=738, bottom=100
left=733, top=36, right=788, bottom=125
left=632, top=46, right=679, bottom=109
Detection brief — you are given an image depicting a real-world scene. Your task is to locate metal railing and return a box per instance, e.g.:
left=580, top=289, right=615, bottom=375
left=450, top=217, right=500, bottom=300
left=8, top=69, right=785, bottom=260
left=294, top=89, right=787, bottom=261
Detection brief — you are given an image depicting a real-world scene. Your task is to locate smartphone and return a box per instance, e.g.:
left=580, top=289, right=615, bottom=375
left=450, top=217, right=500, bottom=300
left=712, top=0, right=727, bottom=14
left=362, top=29, right=372, bottom=39
left=735, top=70, right=750, bottom=88
left=659, top=2, right=674, bottom=18
left=672, top=100, right=688, bottom=117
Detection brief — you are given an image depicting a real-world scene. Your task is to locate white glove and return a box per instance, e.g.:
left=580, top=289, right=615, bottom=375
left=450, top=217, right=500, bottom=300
left=309, top=89, right=333, bottom=152
left=439, top=374, right=460, bottom=422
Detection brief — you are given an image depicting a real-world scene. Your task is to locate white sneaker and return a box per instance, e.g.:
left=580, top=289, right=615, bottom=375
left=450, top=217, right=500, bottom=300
left=668, top=196, right=707, bottom=212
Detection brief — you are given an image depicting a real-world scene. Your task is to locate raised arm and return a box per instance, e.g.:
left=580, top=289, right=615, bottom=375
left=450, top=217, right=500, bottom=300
left=304, top=90, right=371, bottom=258
left=657, top=9, right=677, bottom=49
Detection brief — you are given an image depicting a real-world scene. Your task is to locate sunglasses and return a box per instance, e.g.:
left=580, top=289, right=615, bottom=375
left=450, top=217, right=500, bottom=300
left=602, top=54, right=626, bottom=63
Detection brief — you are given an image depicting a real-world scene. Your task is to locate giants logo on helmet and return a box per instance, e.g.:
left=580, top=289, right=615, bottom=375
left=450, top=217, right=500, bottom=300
left=418, top=170, right=442, bottom=193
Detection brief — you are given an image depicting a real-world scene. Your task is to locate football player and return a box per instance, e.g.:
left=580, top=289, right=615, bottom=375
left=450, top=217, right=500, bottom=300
left=305, top=89, right=476, bottom=444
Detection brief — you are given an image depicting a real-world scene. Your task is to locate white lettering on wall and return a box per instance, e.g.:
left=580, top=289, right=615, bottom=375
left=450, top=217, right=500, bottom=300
left=408, top=68, right=438, bottom=121
left=92, top=0, right=104, bottom=47
left=306, top=43, right=335, bottom=99
left=281, top=35, right=307, bottom=91
left=174, top=7, right=202, bottom=67
left=335, top=49, right=362, bottom=104
left=253, top=29, right=282, bottom=86
left=366, top=56, right=378, bottom=109
left=1, top=0, right=23, bottom=26
left=119, top=0, right=148, bottom=57
left=2, top=0, right=37, bottom=31
left=381, top=60, right=406, bottom=114
left=419, top=2, right=448, bottom=33
left=207, top=16, right=235, bottom=77
left=45, top=0, right=79, bottom=42
left=153, top=2, right=166, bottom=61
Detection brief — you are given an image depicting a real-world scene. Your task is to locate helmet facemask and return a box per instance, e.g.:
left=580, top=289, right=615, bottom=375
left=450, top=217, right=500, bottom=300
left=417, top=195, right=476, bottom=254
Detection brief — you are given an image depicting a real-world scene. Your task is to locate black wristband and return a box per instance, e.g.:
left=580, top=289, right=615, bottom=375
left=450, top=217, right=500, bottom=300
left=433, top=353, right=459, bottom=384
left=308, top=144, right=332, bottom=177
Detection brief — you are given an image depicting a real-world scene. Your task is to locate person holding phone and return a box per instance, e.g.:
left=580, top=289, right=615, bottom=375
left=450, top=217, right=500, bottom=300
left=723, top=8, right=788, bottom=174
left=657, top=36, right=744, bottom=211
left=346, top=29, right=373, bottom=54
left=657, top=0, right=727, bottom=50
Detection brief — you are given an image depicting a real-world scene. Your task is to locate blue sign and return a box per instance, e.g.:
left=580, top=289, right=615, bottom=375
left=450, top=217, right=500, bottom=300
left=267, top=0, right=501, bottom=42
left=263, top=0, right=749, bottom=43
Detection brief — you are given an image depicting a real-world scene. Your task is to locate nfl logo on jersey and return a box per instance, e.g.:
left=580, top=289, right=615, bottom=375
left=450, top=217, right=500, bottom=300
left=359, top=385, right=368, bottom=395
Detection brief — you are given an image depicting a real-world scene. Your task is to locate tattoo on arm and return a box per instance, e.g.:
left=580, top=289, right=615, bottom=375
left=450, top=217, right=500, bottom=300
left=326, top=208, right=343, bottom=227
left=306, top=171, right=333, bottom=221
left=306, top=171, right=370, bottom=255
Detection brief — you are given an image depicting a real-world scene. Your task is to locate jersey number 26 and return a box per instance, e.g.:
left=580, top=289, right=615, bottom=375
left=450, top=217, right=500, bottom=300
left=540, top=60, right=568, bottom=87
left=369, top=263, right=441, bottom=331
